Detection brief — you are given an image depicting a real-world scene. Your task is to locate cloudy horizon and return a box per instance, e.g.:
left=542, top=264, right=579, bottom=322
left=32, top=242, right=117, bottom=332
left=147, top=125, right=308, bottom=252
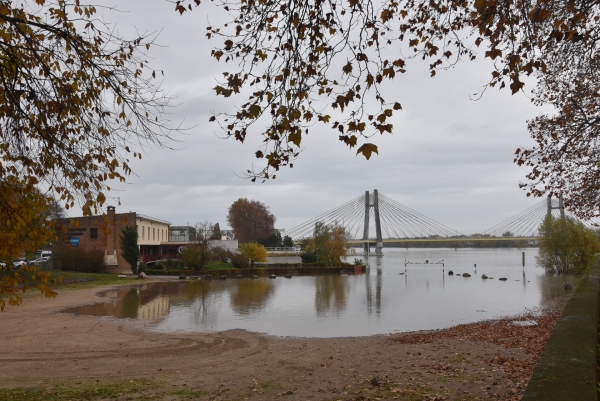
left=63, top=1, right=552, bottom=237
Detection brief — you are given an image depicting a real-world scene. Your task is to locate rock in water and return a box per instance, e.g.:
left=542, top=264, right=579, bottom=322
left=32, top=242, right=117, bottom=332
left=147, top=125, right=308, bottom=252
left=499, top=277, right=507, bottom=281
left=178, top=274, right=186, bottom=280
left=481, top=274, right=488, bottom=279
left=137, top=272, right=148, bottom=279
left=563, top=282, right=573, bottom=290
left=462, top=273, right=471, bottom=277
left=448, top=270, right=454, bottom=275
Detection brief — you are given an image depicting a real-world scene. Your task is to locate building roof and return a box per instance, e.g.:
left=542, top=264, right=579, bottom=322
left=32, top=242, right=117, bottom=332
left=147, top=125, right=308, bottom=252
left=136, top=214, right=172, bottom=225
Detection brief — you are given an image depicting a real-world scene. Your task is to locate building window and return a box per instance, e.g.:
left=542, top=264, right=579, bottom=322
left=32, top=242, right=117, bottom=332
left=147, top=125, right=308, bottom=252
left=153, top=227, right=155, bottom=241
left=90, top=228, right=98, bottom=240
left=142, top=226, right=145, bottom=240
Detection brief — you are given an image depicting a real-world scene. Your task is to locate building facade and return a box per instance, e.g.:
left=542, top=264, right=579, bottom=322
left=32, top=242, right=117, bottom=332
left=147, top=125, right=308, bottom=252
left=55, top=207, right=170, bottom=272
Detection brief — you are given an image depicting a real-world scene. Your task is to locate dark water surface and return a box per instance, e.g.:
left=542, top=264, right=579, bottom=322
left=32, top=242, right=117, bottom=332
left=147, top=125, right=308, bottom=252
left=64, top=248, right=578, bottom=337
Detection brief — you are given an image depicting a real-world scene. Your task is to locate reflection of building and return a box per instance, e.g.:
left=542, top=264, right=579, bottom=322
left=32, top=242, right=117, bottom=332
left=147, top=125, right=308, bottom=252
left=137, top=295, right=170, bottom=321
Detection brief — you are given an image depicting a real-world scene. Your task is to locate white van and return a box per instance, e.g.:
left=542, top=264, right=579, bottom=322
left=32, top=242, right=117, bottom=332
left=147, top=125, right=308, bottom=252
left=34, top=250, right=52, bottom=259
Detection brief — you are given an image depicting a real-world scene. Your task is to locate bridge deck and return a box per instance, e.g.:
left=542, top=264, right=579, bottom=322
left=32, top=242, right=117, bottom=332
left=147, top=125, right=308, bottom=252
left=347, top=237, right=538, bottom=244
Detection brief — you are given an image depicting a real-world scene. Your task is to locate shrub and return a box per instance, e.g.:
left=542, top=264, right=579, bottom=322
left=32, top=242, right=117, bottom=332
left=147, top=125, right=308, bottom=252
left=137, top=261, right=146, bottom=274
left=156, top=262, right=165, bottom=270
left=230, top=253, right=249, bottom=269
left=52, top=245, right=105, bottom=273
left=211, top=246, right=233, bottom=263
left=300, top=253, right=317, bottom=263
left=537, top=215, right=600, bottom=273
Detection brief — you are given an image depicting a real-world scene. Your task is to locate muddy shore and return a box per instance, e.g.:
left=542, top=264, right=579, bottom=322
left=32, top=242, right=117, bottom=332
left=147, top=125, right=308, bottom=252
left=0, top=282, right=568, bottom=400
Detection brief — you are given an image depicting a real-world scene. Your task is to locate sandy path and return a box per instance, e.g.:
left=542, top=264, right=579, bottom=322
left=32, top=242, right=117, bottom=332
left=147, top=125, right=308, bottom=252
left=0, top=282, right=566, bottom=400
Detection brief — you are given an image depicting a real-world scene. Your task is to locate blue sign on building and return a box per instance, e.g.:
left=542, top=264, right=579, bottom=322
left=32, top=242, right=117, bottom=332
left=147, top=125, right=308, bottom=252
left=70, top=237, right=80, bottom=246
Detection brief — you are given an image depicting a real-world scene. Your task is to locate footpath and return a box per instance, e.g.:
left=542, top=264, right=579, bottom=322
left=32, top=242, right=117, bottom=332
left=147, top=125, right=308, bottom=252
left=522, top=256, right=600, bottom=400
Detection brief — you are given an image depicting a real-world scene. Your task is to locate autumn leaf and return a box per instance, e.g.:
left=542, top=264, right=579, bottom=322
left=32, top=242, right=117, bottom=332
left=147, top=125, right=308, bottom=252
left=288, top=131, right=302, bottom=146
left=356, top=143, right=379, bottom=160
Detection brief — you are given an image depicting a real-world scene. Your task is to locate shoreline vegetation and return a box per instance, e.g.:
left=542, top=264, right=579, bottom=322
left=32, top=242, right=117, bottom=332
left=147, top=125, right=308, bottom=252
left=0, top=277, right=569, bottom=401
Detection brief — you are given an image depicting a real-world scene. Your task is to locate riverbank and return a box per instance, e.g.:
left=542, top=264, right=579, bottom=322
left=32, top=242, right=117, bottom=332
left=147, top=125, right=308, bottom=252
left=0, top=279, right=568, bottom=401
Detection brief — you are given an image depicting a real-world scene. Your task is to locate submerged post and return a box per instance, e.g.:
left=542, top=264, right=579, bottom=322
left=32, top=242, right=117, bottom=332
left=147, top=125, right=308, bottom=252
left=522, top=251, right=525, bottom=267
left=373, top=189, right=383, bottom=255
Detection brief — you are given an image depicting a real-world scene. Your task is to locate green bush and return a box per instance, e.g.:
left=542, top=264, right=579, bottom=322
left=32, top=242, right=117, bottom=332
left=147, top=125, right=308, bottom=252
left=230, top=253, right=249, bottom=269
left=537, top=215, right=600, bottom=273
left=156, top=262, right=165, bottom=270
left=137, top=261, right=146, bottom=274
left=300, top=253, right=317, bottom=263
left=52, top=245, right=105, bottom=273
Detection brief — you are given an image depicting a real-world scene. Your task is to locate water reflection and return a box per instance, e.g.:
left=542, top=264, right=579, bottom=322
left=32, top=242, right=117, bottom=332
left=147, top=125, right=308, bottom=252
left=314, top=276, right=348, bottom=316
left=63, top=248, right=581, bottom=338
left=229, top=280, right=275, bottom=315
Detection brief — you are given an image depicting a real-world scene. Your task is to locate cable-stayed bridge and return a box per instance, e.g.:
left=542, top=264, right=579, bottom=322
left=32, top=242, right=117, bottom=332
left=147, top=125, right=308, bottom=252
left=286, top=190, right=589, bottom=254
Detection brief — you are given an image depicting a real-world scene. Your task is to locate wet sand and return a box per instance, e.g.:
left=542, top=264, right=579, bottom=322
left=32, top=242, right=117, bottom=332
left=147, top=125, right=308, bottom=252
left=0, top=282, right=568, bottom=400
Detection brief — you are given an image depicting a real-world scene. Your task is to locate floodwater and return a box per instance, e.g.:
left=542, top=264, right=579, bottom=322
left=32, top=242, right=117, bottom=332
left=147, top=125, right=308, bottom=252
left=63, top=248, right=578, bottom=337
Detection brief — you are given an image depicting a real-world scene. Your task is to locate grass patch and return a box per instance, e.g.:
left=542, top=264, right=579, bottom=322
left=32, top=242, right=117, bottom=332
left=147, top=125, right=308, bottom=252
left=204, top=261, right=236, bottom=271
left=47, top=271, right=138, bottom=289
left=0, top=378, right=162, bottom=401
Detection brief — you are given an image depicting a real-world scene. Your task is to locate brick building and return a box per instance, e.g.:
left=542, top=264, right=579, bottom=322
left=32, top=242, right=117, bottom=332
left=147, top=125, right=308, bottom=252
left=55, top=207, right=170, bottom=272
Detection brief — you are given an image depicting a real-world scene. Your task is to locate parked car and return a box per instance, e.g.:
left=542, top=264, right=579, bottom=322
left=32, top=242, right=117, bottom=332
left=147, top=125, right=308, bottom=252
left=11, top=260, right=27, bottom=270
left=28, top=256, right=51, bottom=265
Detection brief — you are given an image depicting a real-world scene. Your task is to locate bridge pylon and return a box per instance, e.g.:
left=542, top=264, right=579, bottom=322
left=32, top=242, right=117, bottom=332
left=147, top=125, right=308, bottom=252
left=362, top=189, right=384, bottom=254
left=547, top=195, right=565, bottom=219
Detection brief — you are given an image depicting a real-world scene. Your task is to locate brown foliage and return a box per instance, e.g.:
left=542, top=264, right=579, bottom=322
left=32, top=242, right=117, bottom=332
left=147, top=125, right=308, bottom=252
left=177, top=0, right=599, bottom=193
left=0, top=1, right=175, bottom=216
left=393, top=297, right=568, bottom=390
left=227, top=198, right=276, bottom=243
left=0, top=179, right=58, bottom=310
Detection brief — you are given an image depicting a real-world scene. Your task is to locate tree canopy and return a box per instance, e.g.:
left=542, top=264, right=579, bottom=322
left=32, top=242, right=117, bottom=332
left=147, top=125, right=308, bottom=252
left=537, top=215, right=600, bottom=273
left=227, top=198, right=276, bottom=243
left=239, top=242, right=269, bottom=268
left=0, top=0, right=176, bottom=308
left=177, top=0, right=600, bottom=216
left=305, top=222, right=348, bottom=267
left=0, top=0, right=173, bottom=219
left=120, top=226, right=140, bottom=274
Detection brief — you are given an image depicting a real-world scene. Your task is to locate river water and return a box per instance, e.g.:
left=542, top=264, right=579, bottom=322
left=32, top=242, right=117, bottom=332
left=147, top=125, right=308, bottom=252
left=64, top=248, right=577, bottom=337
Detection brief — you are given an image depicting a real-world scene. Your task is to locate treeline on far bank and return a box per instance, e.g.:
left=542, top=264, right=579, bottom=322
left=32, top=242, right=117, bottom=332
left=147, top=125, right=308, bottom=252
left=368, top=240, right=537, bottom=249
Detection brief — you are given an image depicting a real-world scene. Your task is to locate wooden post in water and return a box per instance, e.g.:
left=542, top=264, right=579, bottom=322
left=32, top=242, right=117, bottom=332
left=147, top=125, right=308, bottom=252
left=522, top=251, right=525, bottom=267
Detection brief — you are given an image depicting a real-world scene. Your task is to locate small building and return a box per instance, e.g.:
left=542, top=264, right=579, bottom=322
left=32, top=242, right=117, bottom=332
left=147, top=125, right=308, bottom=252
left=55, top=207, right=170, bottom=272
left=169, top=226, right=197, bottom=242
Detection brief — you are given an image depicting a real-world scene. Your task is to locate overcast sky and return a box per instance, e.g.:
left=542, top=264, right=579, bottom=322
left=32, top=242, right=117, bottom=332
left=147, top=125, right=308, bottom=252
left=74, top=1, right=550, bottom=236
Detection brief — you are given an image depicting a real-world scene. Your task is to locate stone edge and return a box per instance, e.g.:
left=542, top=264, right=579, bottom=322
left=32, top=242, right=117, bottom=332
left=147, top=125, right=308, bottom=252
left=522, top=255, right=600, bottom=401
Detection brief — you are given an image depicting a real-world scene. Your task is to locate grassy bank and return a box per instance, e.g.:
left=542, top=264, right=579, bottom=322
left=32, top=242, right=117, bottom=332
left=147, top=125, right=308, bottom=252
left=0, top=379, right=207, bottom=401
left=46, top=271, right=138, bottom=289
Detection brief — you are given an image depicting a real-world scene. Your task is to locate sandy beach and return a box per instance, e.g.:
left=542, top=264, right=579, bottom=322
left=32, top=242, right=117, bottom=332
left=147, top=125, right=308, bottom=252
left=0, top=281, right=568, bottom=400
